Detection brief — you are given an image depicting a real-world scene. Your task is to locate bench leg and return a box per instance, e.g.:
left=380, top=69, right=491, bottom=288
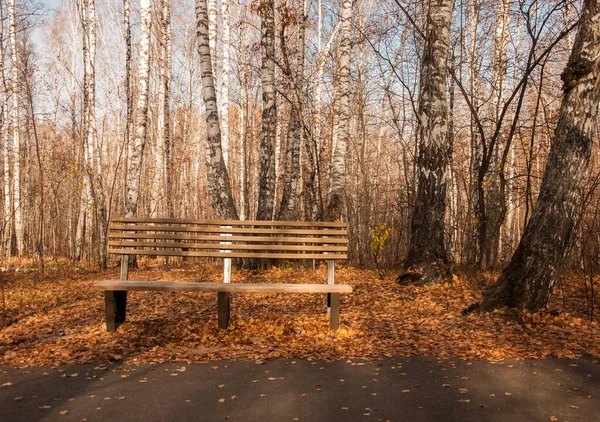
left=329, top=293, right=339, bottom=331
left=105, top=291, right=127, bottom=332
left=218, top=292, right=231, bottom=329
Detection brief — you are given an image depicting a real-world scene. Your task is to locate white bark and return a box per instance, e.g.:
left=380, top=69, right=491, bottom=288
left=325, top=0, right=352, bottom=221
left=195, top=0, right=238, bottom=219
left=125, top=0, right=152, bottom=218
left=7, top=0, right=22, bottom=256
left=221, top=0, right=230, bottom=165
left=0, top=4, right=11, bottom=262
left=152, top=0, right=172, bottom=217
left=208, top=0, right=217, bottom=81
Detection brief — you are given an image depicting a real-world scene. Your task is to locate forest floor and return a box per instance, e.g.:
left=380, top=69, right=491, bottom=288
left=0, top=260, right=599, bottom=367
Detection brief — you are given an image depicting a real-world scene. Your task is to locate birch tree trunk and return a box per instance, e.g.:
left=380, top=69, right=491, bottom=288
left=123, top=0, right=133, bottom=178
left=81, top=0, right=108, bottom=269
left=278, top=1, right=305, bottom=221
left=195, top=0, right=238, bottom=220
left=324, top=0, right=352, bottom=222
left=403, top=0, right=454, bottom=283
left=7, top=0, right=22, bottom=257
left=207, top=0, right=217, bottom=80
left=256, top=0, right=277, bottom=221
left=480, top=0, right=600, bottom=311
left=221, top=0, right=230, bottom=165
left=1, top=3, right=12, bottom=262
left=152, top=0, right=172, bottom=218
left=124, top=0, right=151, bottom=218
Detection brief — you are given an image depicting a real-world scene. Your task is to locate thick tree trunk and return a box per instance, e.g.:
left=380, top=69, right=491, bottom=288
left=195, top=0, right=238, bottom=220
left=256, top=0, right=277, bottom=221
left=481, top=0, right=600, bottom=311
left=403, top=0, right=454, bottom=283
left=124, top=0, right=151, bottom=218
left=324, top=0, right=352, bottom=222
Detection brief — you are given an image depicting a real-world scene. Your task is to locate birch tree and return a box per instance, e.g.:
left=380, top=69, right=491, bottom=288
left=278, top=1, right=305, bottom=221
left=152, top=0, right=172, bottom=217
left=124, top=0, right=152, bottom=218
left=7, top=0, right=22, bottom=256
left=81, top=0, right=108, bottom=268
left=221, top=0, right=230, bottom=165
left=195, top=0, right=238, bottom=219
left=403, top=0, right=454, bottom=283
left=324, top=0, right=352, bottom=222
left=479, top=0, right=600, bottom=311
left=1, top=3, right=11, bottom=262
left=256, top=0, right=277, bottom=221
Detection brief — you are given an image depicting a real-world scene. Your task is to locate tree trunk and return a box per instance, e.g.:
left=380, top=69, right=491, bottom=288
left=124, top=0, right=151, bottom=218
left=278, top=2, right=305, bottom=221
left=256, top=0, right=277, bottom=221
left=221, top=0, right=230, bottom=166
left=481, top=0, right=600, bottom=311
left=152, top=0, right=172, bottom=218
left=195, top=0, right=238, bottom=220
left=482, top=0, right=510, bottom=269
left=82, top=0, right=108, bottom=269
left=0, top=3, right=12, bottom=263
left=7, top=0, right=22, bottom=257
left=403, top=0, right=454, bottom=283
left=324, top=0, right=352, bottom=222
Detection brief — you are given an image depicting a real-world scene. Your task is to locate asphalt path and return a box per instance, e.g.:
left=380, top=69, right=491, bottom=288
left=1, top=357, right=598, bottom=421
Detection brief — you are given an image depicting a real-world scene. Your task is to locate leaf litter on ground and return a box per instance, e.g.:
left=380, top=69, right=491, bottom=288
left=0, top=262, right=599, bottom=367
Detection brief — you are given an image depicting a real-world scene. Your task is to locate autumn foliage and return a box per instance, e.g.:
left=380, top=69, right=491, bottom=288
left=0, top=262, right=599, bottom=367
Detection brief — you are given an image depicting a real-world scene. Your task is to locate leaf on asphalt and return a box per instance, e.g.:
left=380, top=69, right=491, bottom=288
left=59, top=410, right=69, bottom=415
left=218, top=398, right=225, bottom=403
left=401, top=389, right=410, bottom=393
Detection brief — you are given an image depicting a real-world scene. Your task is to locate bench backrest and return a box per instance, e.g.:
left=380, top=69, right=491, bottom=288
left=108, top=217, right=348, bottom=260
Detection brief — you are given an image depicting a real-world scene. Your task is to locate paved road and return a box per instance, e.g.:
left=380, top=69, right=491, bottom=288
left=1, top=357, right=598, bottom=421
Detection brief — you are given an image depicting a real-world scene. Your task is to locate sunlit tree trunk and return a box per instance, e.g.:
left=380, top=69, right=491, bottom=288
left=481, top=0, right=600, bottom=311
left=125, top=0, right=151, bottom=218
left=278, top=1, right=305, bottom=221
left=7, top=0, right=22, bottom=257
left=325, top=0, right=352, bottom=222
left=256, top=0, right=277, bottom=221
left=1, top=4, right=12, bottom=263
left=195, top=0, right=238, bottom=219
left=404, top=0, right=454, bottom=283
left=221, top=0, right=230, bottom=165
left=152, top=0, right=172, bottom=218
left=81, top=0, right=108, bottom=268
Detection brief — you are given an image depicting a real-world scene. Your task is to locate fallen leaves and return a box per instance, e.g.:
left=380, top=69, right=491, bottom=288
left=0, top=265, right=599, bottom=366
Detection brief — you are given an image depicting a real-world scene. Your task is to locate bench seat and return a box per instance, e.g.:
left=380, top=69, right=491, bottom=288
left=93, top=280, right=352, bottom=331
left=92, top=280, right=352, bottom=293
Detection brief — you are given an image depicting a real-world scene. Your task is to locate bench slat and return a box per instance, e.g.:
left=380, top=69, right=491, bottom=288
left=92, top=280, right=353, bottom=293
left=107, top=248, right=347, bottom=260
left=108, top=240, right=348, bottom=253
left=108, top=232, right=349, bottom=244
left=109, top=224, right=347, bottom=236
left=111, top=217, right=347, bottom=228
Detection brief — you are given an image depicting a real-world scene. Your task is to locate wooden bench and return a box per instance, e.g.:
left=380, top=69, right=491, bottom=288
left=91, top=217, right=351, bottom=332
